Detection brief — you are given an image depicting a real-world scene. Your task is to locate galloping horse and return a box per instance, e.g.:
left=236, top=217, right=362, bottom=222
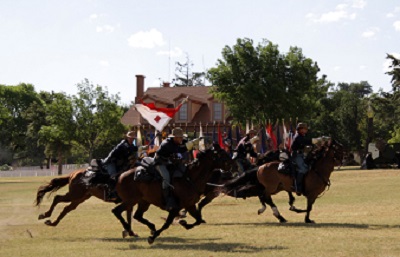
left=35, top=167, right=134, bottom=233
left=223, top=139, right=344, bottom=223
left=193, top=150, right=285, bottom=220
left=109, top=145, right=234, bottom=244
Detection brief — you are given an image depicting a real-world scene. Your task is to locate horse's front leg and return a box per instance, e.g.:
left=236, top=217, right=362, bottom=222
left=305, top=197, right=317, bottom=223
left=133, top=203, right=156, bottom=235
left=179, top=205, right=205, bottom=230
left=148, top=209, right=180, bottom=244
left=112, top=203, right=137, bottom=237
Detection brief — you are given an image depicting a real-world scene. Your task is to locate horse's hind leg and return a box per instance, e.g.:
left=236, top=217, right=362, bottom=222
left=38, top=194, right=66, bottom=220
left=44, top=196, right=89, bottom=226
left=264, top=195, right=287, bottom=223
left=133, top=203, right=156, bottom=235
left=257, top=194, right=267, bottom=215
left=179, top=205, right=205, bottom=230
left=148, top=209, right=179, bottom=244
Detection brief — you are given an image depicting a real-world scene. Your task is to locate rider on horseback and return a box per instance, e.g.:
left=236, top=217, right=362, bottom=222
left=102, top=131, right=146, bottom=201
left=291, top=123, right=329, bottom=195
left=154, top=127, right=200, bottom=211
left=232, top=129, right=261, bottom=176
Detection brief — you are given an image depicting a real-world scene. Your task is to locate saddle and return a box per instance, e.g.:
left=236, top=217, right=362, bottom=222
left=277, top=159, right=296, bottom=176
left=134, top=157, right=186, bottom=182
left=89, top=159, right=106, bottom=173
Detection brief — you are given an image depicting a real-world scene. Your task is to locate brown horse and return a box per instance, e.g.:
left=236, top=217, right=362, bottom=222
left=35, top=168, right=136, bottom=234
left=223, top=139, right=343, bottom=223
left=108, top=145, right=234, bottom=244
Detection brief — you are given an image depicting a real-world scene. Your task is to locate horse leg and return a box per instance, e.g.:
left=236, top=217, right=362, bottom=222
left=121, top=205, right=138, bottom=238
left=288, top=192, right=307, bottom=213
left=44, top=196, right=89, bottom=226
left=263, top=195, right=287, bottom=223
left=147, top=209, right=179, bottom=244
left=195, top=192, right=218, bottom=223
left=257, top=194, right=267, bottom=215
left=178, top=205, right=205, bottom=230
left=38, top=194, right=67, bottom=220
left=111, top=203, right=136, bottom=237
left=304, top=197, right=317, bottom=223
left=133, top=203, right=156, bottom=236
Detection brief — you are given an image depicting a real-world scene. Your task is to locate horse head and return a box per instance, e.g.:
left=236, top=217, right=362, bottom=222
left=328, top=138, right=344, bottom=166
left=312, top=138, right=344, bottom=168
left=194, top=143, right=235, bottom=172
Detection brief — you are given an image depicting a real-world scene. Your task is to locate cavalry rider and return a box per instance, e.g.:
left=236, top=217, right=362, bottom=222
left=291, top=123, right=328, bottom=195
left=232, top=129, right=261, bottom=176
left=102, top=131, right=147, bottom=200
left=154, top=127, right=200, bottom=211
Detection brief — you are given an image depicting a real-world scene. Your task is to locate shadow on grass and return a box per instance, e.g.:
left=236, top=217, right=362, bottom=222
left=207, top=221, right=400, bottom=230
left=97, top=236, right=287, bottom=252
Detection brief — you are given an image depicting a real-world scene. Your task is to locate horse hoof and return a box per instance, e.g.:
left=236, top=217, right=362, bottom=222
left=38, top=214, right=46, bottom=220
left=129, top=231, right=139, bottom=238
left=44, top=220, right=52, bottom=226
left=179, top=220, right=187, bottom=226
left=279, top=218, right=287, bottom=223
left=305, top=219, right=315, bottom=224
left=148, top=236, right=154, bottom=245
left=122, top=230, right=129, bottom=238
left=151, top=230, right=155, bottom=236
left=200, top=219, right=206, bottom=224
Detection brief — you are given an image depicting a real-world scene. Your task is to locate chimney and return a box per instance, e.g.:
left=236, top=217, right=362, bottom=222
left=162, top=82, right=170, bottom=88
left=135, top=75, right=145, bottom=103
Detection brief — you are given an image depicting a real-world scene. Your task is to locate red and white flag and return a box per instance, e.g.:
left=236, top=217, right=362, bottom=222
left=135, top=98, right=187, bottom=132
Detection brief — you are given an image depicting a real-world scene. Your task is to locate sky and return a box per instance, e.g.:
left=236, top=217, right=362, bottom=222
left=1, top=0, right=400, bottom=105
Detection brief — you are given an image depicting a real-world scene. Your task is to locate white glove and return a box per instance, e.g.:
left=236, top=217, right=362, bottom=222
left=138, top=145, right=148, bottom=151
left=191, top=138, right=200, bottom=146
left=322, top=136, right=331, bottom=142
left=186, top=141, right=194, bottom=151
left=312, top=137, right=322, bottom=145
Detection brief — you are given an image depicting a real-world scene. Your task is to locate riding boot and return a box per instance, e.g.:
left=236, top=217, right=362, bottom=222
left=295, top=173, right=305, bottom=196
left=162, top=188, right=177, bottom=211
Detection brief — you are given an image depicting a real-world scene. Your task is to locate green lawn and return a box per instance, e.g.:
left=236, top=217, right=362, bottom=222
left=1, top=168, right=400, bottom=257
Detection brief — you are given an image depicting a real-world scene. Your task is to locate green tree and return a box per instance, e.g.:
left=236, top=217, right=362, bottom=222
left=72, top=79, right=127, bottom=162
left=38, top=92, right=75, bottom=175
left=385, top=53, right=400, bottom=92
left=207, top=38, right=329, bottom=123
left=0, top=83, right=42, bottom=165
left=313, top=82, right=373, bottom=151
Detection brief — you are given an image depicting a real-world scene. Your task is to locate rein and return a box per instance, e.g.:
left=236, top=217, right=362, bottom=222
left=311, top=142, right=342, bottom=197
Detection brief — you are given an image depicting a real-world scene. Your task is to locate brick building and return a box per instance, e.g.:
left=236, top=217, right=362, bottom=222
left=121, top=75, right=233, bottom=136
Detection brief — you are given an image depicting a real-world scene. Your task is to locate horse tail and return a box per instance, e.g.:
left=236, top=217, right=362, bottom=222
left=35, top=175, right=70, bottom=206
left=221, top=167, right=259, bottom=196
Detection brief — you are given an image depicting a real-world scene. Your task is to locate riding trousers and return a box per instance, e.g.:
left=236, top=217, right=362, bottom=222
left=235, top=158, right=251, bottom=175
left=105, top=163, right=117, bottom=177
left=293, top=153, right=308, bottom=175
left=155, top=164, right=171, bottom=189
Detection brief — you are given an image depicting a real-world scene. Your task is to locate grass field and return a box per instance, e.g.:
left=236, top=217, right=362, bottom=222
left=1, top=168, right=400, bottom=257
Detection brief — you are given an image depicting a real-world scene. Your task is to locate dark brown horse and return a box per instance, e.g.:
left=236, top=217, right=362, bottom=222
left=108, top=145, right=234, bottom=244
left=35, top=168, right=136, bottom=234
left=192, top=150, right=286, bottom=220
left=223, top=139, right=343, bottom=223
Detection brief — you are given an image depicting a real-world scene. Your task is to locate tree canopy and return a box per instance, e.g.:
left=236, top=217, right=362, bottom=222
left=207, top=38, right=330, bottom=122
